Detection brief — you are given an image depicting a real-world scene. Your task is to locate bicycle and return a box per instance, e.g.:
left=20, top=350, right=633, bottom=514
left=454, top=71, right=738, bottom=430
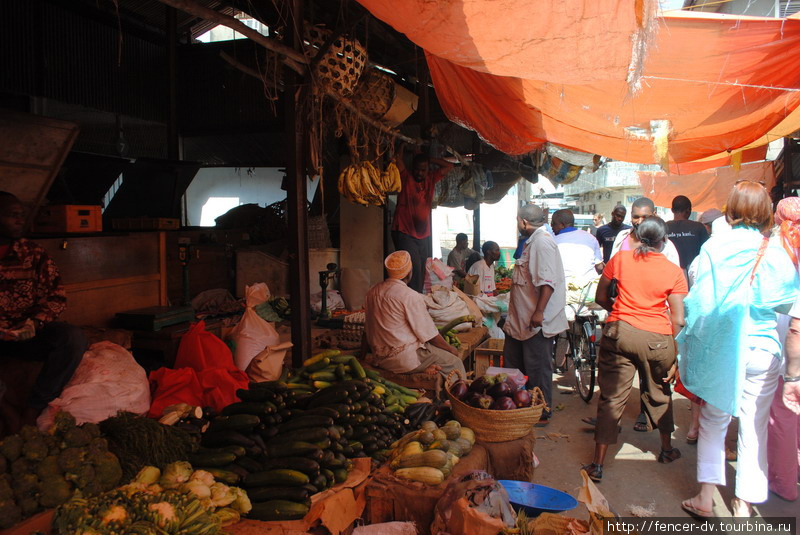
left=561, top=283, right=603, bottom=402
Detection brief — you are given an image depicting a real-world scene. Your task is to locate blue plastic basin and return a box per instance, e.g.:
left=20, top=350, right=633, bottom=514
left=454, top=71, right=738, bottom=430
left=498, top=480, right=579, bottom=517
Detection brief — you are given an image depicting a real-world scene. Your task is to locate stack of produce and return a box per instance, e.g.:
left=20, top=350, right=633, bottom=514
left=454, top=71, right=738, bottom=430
left=442, top=329, right=461, bottom=349
left=450, top=373, right=533, bottom=410
left=338, top=161, right=402, bottom=206
left=52, top=461, right=251, bottom=534
left=188, top=353, right=425, bottom=520
left=495, top=266, right=512, bottom=294
left=386, top=420, right=475, bottom=485
left=0, top=412, right=123, bottom=528
left=99, top=411, right=196, bottom=483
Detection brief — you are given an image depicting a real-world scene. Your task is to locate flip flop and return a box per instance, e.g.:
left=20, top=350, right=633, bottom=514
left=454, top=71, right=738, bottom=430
left=581, top=417, right=597, bottom=426
left=681, top=498, right=714, bottom=519
left=686, top=434, right=698, bottom=445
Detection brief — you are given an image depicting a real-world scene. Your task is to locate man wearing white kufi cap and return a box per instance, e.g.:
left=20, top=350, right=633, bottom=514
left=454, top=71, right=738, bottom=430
left=362, top=251, right=465, bottom=377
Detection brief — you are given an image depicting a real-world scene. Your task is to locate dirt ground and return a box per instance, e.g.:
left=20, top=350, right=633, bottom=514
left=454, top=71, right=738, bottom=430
left=531, top=370, right=799, bottom=522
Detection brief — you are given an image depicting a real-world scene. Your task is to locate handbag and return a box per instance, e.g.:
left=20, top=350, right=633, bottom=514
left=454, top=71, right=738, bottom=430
left=607, top=277, right=618, bottom=303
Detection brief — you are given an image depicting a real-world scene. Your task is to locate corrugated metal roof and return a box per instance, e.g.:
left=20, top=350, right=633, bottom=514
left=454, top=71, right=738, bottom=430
left=73, top=0, right=231, bottom=37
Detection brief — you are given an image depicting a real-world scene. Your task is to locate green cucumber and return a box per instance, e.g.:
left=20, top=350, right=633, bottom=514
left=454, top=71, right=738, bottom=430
left=309, top=371, right=337, bottom=382
left=221, top=401, right=276, bottom=416
left=249, top=500, right=310, bottom=521
left=279, top=415, right=334, bottom=432
left=247, top=486, right=310, bottom=503
left=348, top=359, right=367, bottom=379
left=260, top=456, right=320, bottom=475
left=204, top=468, right=241, bottom=485
left=271, top=427, right=329, bottom=444
left=187, top=451, right=237, bottom=468
left=265, top=441, right=322, bottom=459
left=244, top=469, right=310, bottom=488
left=208, top=414, right=261, bottom=433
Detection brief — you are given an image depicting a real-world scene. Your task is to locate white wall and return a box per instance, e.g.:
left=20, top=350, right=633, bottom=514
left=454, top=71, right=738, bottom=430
left=185, top=167, right=318, bottom=226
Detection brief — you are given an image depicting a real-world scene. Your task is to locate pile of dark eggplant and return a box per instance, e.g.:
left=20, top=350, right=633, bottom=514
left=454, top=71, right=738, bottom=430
left=403, top=398, right=452, bottom=429
left=449, top=373, right=533, bottom=410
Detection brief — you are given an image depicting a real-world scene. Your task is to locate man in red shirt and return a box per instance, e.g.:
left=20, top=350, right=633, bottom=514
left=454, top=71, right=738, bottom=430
left=392, top=145, right=453, bottom=292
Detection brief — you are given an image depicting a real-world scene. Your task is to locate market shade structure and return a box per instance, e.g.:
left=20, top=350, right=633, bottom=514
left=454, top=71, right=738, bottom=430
left=358, top=1, right=800, bottom=165
left=638, top=160, right=776, bottom=213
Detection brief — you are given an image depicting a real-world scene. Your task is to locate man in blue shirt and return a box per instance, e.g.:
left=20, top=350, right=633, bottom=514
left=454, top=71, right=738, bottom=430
left=595, top=205, right=630, bottom=263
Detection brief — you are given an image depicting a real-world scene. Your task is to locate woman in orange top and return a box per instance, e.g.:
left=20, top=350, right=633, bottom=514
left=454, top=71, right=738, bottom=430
left=582, top=216, right=688, bottom=482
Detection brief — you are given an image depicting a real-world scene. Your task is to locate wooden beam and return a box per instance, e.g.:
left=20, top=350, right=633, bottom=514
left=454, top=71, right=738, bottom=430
left=155, top=0, right=307, bottom=75
left=167, top=5, right=179, bottom=160
left=286, top=0, right=312, bottom=366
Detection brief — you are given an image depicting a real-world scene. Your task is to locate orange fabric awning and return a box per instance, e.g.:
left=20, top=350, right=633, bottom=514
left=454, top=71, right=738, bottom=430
left=355, top=0, right=651, bottom=84
left=357, top=1, right=800, bottom=164
left=668, top=146, right=768, bottom=175
left=638, top=161, right=776, bottom=213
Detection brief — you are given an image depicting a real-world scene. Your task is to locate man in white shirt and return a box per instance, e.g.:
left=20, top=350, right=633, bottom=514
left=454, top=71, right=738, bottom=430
left=503, top=204, right=568, bottom=426
left=447, top=232, right=475, bottom=281
left=467, top=241, right=500, bottom=295
left=610, top=197, right=680, bottom=267
left=362, top=251, right=465, bottom=378
left=552, top=209, right=604, bottom=298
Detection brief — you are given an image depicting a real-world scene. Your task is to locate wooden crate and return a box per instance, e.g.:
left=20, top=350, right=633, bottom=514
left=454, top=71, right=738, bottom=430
left=33, top=204, right=102, bottom=233
left=474, top=338, right=504, bottom=377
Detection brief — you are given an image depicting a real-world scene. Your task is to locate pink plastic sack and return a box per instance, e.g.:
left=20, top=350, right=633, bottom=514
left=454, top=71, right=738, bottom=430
left=424, top=258, right=455, bottom=293
left=38, top=341, right=150, bottom=430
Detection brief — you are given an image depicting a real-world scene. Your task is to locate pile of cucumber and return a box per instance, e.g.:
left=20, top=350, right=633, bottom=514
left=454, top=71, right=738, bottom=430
left=188, top=351, right=427, bottom=522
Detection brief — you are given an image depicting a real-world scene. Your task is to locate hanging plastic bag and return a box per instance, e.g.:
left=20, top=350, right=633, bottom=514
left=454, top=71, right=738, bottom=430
left=230, top=283, right=281, bottom=371
left=38, top=342, right=150, bottom=430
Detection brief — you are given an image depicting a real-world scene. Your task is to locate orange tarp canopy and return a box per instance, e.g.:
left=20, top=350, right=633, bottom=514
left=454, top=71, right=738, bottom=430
left=358, top=1, right=800, bottom=164
left=638, top=161, right=776, bottom=213
left=355, top=0, right=651, bottom=84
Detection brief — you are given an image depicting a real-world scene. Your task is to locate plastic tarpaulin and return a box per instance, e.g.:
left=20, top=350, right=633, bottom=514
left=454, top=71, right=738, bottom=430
left=359, top=0, right=800, bottom=164
left=637, top=160, right=776, bottom=213
left=355, top=0, right=654, bottom=84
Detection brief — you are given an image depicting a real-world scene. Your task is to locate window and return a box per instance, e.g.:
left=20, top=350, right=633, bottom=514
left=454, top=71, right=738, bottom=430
left=200, top=197, right=240, bottom=226
left=196, top=13, right=268, bottom=43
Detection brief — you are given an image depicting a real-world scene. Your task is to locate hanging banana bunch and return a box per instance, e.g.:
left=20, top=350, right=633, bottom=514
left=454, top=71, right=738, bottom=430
left=338, top=161, right=402, bottom=206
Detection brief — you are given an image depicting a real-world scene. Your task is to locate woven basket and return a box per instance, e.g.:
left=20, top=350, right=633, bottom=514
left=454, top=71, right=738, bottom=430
left=304, top=25, right=367, bottom=96
left=445, top=370, right=547, bottom=443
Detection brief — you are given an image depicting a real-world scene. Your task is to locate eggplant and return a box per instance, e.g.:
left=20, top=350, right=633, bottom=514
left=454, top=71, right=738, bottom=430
left=450, top=380, right=470, bottom=400
left=488, top=381, right=512, bottom=399
left=467, top=392, right=483, bottom=407
left=477, top=394, right=493, bottom=410
left=513, top=389, right=533, bottom=408
left=491, top=396, right=517, bottom=410
left=469, top=376, right=491, bottom=393
left=504, top=377, right=519, bottom=394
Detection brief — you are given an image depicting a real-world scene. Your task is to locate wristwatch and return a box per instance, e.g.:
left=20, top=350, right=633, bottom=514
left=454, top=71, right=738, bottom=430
left=784, top=374, right=800, bottom=383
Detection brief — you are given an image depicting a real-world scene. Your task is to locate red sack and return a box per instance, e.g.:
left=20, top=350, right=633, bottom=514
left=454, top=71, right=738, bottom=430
left=148, top=367, right=204, bottom=418
left=149, top=322, right=250, bottom=417
left=174, top=321, right=235, bottom=371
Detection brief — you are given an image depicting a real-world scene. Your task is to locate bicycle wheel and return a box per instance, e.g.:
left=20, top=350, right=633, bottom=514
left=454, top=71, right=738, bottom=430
left=572, top=324, right=596, bottom=402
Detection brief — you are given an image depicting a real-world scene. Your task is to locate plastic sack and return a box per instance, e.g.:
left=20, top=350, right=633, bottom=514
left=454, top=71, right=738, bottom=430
left=246, top=341, right=293, bottom=382
left=230, top=284, right=281, bottom=371
left=147, top=367, right=204, bottom=419
left=473, top=295, right=504, bottom=339
left=311, top=290, right=346, bottom=314
left=430, top=471, right=516, bottom=535
left=37, top=341, right=150, bottom=430
left=424, top=288, right=472, bottom=332
left=424, top=258, right=455, bottom=293
left=149, top=321, right=250, bottom=417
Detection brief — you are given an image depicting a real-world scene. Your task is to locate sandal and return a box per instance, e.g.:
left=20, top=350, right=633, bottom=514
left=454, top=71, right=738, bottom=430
left=658, top=447, right=682, bottom=464
left=686, top=433, right=698, bottom=445
left=582, top=463, right=603, bottom=482
left=634, top=413, right=648, bottom=432
left=681, top=498, right=714, bottom=519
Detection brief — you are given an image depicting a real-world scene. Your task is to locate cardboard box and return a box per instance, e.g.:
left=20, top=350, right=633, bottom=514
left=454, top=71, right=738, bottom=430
left=112, top=217, right=180, bottom=230
left=34, top=205, right=102, bottom=233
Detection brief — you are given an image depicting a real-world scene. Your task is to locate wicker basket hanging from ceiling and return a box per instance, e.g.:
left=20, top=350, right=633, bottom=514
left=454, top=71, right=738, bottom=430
left=304, top=25, right=368, bottom=97
left=350, top=68, right=395, bottom=119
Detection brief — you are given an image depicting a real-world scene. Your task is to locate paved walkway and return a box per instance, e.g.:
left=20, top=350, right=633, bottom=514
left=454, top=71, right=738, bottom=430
left=531, top=371, right=799, bottom=522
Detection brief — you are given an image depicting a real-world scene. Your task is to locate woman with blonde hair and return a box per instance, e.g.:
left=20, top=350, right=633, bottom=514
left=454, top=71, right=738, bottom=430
left=679, top=182, right=799, bottom=518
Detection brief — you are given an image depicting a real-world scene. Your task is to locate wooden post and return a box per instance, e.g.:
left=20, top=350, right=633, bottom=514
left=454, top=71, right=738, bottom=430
left=286, top=0, right=311, bottom=366
left=166, top=5, right=179, bottom=160
left=784, top=137, right=794, bottom=197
